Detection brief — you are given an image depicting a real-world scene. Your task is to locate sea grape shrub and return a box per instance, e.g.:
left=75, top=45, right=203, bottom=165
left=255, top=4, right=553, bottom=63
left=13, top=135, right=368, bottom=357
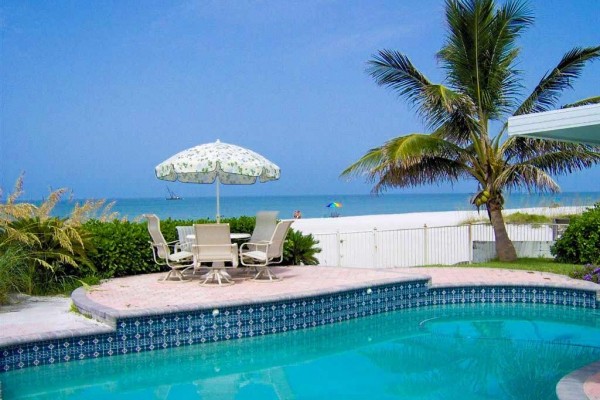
left=552, top=203, right=600, bottom=265
left=221, top=216, right=256, bottom=235
left=83, top=219, right=156, bottom=277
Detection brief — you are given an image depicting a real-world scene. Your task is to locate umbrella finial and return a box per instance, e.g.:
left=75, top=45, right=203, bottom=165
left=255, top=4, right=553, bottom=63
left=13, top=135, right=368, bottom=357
left=216, top=139, right=221, bottom=143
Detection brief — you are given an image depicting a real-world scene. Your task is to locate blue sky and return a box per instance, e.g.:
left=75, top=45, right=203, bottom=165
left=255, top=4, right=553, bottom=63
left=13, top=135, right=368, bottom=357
left=1, top=0, right=599, bottom=200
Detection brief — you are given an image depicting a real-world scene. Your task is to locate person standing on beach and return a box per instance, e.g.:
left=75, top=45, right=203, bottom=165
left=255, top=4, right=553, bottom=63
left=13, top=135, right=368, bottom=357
left=293, top=210, right=302, bottom=219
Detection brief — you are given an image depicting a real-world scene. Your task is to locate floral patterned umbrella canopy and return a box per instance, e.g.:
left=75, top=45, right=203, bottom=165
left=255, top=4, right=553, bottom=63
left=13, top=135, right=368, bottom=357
left=155, top=140, right=280, bottom=222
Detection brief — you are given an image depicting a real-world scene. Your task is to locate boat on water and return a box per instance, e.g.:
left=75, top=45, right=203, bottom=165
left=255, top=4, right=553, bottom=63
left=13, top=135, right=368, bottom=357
left=166, top=187, right=182, bottom=200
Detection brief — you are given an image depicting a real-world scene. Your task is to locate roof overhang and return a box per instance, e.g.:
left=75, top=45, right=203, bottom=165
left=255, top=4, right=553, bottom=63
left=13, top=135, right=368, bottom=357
left=508, top=104, right=600, bottom=145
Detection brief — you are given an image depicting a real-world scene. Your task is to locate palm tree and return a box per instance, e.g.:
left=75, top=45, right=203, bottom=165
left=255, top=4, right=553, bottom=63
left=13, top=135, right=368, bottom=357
left=342, top=0, right=600, bottom=261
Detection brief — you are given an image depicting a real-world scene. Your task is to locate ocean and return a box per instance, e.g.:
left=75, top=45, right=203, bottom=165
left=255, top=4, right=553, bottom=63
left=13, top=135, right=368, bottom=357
left=50, top=192, right=600, bottom=221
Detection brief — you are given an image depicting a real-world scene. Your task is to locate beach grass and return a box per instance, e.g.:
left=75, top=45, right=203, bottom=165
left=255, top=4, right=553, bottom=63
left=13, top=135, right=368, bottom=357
left=459, top=211, right=580, bottom=225
left=456, top=258, right=583, bottom=276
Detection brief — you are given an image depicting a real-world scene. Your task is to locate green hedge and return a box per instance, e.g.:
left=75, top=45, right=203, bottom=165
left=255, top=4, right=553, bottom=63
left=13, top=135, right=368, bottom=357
left=552, top=203, right=600, bottom=265
left=83, top=217, right=320, bottom=277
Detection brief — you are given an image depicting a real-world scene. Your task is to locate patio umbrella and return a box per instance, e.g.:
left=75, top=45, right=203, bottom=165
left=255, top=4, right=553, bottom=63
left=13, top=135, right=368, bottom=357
left=155, top=140, right=280, bottom=222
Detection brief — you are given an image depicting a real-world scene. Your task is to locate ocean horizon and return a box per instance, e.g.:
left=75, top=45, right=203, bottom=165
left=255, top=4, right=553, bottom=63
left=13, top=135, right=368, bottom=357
left=47, top=192, right=600, bottom=221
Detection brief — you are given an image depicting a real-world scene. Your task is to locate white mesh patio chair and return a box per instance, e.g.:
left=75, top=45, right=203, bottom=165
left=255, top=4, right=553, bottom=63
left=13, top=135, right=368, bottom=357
left=239, top=220, right=293, bottom=282
left=177, top=225, right=208, bottom=276
left=251, top=211, right=279, bottom=242
left=176, top=226, right=195, bottom=252
left=192, top=223, right=238, bottom=286
left=241, top=211, right=279, bottom=263
left=144, top=214, right=194, bottom=282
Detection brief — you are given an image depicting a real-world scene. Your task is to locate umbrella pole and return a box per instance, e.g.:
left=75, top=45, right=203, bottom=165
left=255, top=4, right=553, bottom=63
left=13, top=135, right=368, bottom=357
left=216, top=178, right=220, bottom=223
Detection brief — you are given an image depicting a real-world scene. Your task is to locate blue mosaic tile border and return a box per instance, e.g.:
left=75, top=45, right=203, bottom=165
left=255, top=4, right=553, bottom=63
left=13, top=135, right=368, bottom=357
left=1, top=281, right=597, bottom=373
left=1, top=280, right=427, bottom=372
left=425, top=286, right=598, bottom=308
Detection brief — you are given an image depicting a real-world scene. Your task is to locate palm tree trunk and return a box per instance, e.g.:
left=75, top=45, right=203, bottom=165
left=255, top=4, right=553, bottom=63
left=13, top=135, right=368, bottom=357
left=488, top=199, right=517, bottom=262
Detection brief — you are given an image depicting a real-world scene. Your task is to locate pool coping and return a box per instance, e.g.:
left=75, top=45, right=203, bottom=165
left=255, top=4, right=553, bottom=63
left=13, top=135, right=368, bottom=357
left=3, top=273, right=597, bottom=349
left=557, top=360, right=600, bottom=400
left=70, top=271, right=433, bottom=323
left=2, top=277, right=598, bottom=349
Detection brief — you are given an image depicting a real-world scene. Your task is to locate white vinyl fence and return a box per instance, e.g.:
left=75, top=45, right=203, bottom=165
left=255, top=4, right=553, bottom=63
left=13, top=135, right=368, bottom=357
left=311, top=223, right=567, bottom=268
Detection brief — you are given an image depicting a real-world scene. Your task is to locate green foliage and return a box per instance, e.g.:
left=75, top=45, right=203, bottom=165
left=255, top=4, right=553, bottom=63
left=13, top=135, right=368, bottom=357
left=569, top=264, right=600, bottom=283
left=83, top=219, right=158, bottom=277
left=552, top=203, right=600, bottom=265
left=221, top=216, right=257, bottom=235
left=84, top=217, right=322, bottom=277
left=0, top=216, right=96, bottom=297
left=8, top=217, right=95, bottom=272
left=0, top=176, right=115, bottom=298
left=462, top=258, right=582, bottom=276
left=0, top=247, right=29, bottom=304
left=283, top=229, right=321, bottom=266
left=503, top=212, right=551, bottom=224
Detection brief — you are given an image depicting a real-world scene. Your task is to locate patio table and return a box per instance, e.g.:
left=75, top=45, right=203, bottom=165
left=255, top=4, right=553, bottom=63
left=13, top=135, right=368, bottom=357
left=186, top=233, right=251, bottom=241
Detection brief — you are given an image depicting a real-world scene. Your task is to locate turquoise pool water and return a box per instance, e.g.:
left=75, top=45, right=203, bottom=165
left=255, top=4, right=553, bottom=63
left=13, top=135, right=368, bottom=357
left=2, top=304, right=600, bottom=399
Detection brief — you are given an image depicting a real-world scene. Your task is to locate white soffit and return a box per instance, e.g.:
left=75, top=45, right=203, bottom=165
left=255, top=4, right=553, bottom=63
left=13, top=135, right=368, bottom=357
left=508, top=103, right=600, bottom=145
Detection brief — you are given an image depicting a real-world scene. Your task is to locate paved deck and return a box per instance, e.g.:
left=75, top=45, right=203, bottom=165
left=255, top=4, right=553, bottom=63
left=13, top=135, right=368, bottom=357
left=72, top=266, right=600, bottom=319
left=0, top=295, right=112, bottom=347
left=2, top=266, right=598, bottom=345
left=76, top=266, right=429, bottom=319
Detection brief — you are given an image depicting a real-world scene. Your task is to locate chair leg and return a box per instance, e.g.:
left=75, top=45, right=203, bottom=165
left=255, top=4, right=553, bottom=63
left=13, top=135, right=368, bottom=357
left=252, top=266, right=281, bottom=282
left=161, top=268, right=190, bottom=282
left=199, top=269, right=235, bottom=287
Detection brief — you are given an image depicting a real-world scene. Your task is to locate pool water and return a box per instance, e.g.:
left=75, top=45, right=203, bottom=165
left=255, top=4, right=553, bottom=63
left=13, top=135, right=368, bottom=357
left=2, top=304, right=600, bottom=399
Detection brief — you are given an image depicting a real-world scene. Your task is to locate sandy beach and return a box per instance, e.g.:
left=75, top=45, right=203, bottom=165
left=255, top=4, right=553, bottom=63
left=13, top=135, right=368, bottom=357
left=292, top=206, right=586, bottom=235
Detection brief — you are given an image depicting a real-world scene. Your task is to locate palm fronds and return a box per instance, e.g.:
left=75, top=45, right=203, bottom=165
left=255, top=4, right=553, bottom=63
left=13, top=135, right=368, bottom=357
left=496, top=164, right=560, bottom=192
left=515, top=46, right=600, bottom=115
left=438, top=0, right=533, bottom=117
left=347, top=0, right=598, bottom=261
left=368, top=50, right=471, bottom=131
left=342, top=134, right=473, bottom=193
left=562, top=96, right=600, bottom=109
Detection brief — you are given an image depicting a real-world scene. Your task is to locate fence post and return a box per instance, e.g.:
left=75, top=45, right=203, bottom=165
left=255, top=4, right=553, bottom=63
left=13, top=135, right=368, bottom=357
left=468, top=223, right=473, bottom=264
left=373, top=227, right=378, bottom=268
left=336, top=230, right=341, bottom=267
left=423, top=224, right=428, bottom=266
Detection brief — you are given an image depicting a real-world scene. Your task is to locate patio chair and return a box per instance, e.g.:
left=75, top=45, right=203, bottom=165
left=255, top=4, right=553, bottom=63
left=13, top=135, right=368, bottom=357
left=176, top=226, right=195, bottom=252
left=241, top=211, right=279, bottom=260
left=192, top=223, right=238, bottom=286
left=177, top=225, right=209, bottom=276
left=144, top=214, right=194, bottom=282
left=239, top=220, right=294, bottom=282
left=251, top=211, right=279, bottom=242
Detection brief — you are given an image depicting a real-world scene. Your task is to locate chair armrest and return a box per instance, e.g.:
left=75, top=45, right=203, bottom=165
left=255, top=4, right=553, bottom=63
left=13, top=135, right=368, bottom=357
left=240, top=241, right=271, bottom=252
left=192, top=244, right=237, bottom=250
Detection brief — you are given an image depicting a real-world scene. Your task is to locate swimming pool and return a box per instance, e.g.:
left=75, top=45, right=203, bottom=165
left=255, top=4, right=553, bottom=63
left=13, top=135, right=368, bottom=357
left=2, top=303, right=599, bottom=399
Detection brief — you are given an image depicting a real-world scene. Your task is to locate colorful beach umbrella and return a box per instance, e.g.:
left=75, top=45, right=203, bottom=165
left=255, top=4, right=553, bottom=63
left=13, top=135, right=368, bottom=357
left=155, top=140, right=280, bottom=222
left=326, top=202, right=342, bottom=208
